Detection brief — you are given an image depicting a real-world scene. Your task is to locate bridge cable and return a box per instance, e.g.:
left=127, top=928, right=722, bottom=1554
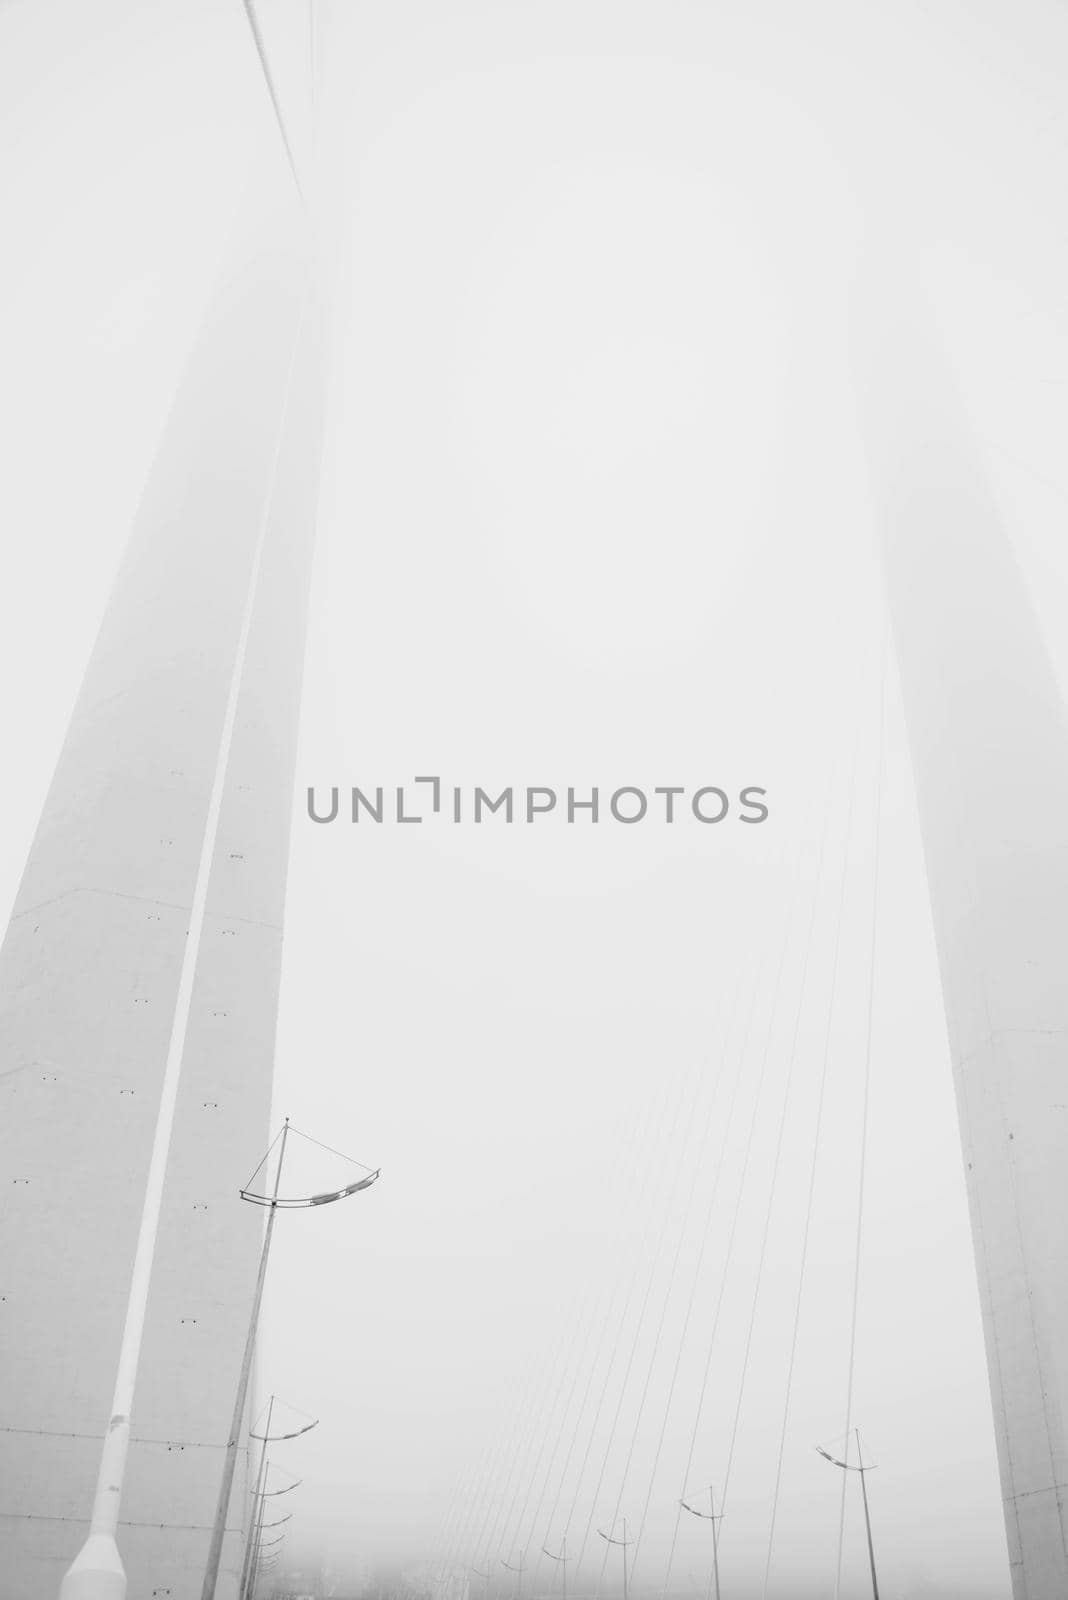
left=833, top=632, right=888, bottom=1600
left=240, top=0, right=307, bottom=207
left=588, top=996, right=750, bottom=1599
left=529, top=1055, right=733, bottom=1598
left=570, top=1061, right=721, bottom=1583
left=620, top=956, right=756, bottom=1588
left=601, top=915, right=800, bottom=1597
left=450, top=1079, right=681, bottom=1581
left=657, top=854, right=811, bottom=1600
left=717, top=766, right=841, bottom=1523
left=475, top=1085, right=679, bottom=1576
left=629, top=778, right=835, bottom=1592
left=449, top=1087, right=666, bottom=1580
left=759, top=654, right=876, bottom=1600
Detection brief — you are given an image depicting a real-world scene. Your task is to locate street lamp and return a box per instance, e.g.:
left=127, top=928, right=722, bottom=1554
left=542, top=1538, right=570, bottom=1600
left=679, top=1488, right=724, bottom=1600
left=471, top=1566, right=492, bottom=1600
left=501, top=1551, right=526, bottom=1600
left=597, top=1520, right=632, bottom=1600
left=816, top=1432, right=880, bottom=1600
left=237, top=1396, right=317, bottom=1600
left=252, top=1541, right=285, bottom=1600
left=243, top=1460, right=300, bottom=1600
left=201, top=1120, right=378, bottom=1599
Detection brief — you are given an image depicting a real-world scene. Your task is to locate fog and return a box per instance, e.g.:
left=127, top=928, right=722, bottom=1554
left=4, top=2, right=1068, bottom=1596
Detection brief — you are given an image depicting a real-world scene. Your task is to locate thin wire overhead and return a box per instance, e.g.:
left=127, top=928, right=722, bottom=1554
left=241, top=0, right=307, bottom=207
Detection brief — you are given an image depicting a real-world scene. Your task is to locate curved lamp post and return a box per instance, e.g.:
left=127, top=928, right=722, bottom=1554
left=816, top=1433, right=880, bottom=1600
left=680, top=1488, right=724, bottom=1600
left=597, top=1520, right=632, bottom=1600
left=501, top=1552, right=526, bottom=1600
left=242, top=1460, right=300, bottom=1600
left=542, top=1539, right=570, bottom=1600
left=237, top=1397, right=317, bottom=1600
left=471, top=1566, right=492, bottom=1600
left=201, top=1120, right=378, bottom=1600
left=251, top=1541, right=285, bottom=1600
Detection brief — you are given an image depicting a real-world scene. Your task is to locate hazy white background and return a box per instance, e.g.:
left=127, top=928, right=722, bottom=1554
left=3, top=3, right=1068, bottom=1596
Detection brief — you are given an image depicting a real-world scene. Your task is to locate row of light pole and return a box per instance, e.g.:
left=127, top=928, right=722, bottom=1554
left=58, top=1107, right=377, bottom=1600
left=199, top=1119, right=379, bottom=1600
left=243, top=1453, right=300, bottom=1600
left=679, top=1489, right=722, bottom=1600
left=488, top=1444, right=879, bottom=1600
left=816, top=1432, right=880, bottom=1600
left=238, top=1392, right=318, bottom=1600
left=492, top=1522, right=632, bottom=1600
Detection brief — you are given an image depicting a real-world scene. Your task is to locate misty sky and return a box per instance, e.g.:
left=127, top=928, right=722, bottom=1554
left=4, top=3, right=1068, bottom=1597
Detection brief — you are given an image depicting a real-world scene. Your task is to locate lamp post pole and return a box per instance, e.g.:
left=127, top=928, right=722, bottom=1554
left=243, top=1507, right=291, bottom=1600
left=243, top=1504, right=289, bottom=1600
left=816, top=1434, right=880, bottom=1600
left=238, top=1398, right=275, bottom=1600
left=680, top=1487, right=724, bottom=1600
left=202, top=1123, right=289, bottom=1600
left=237, top=1398, right=315, bottom=1600
left=244, top=1466, right=272, bottom=1600
left=709, top=1491, right=721, bottom=1600
left=501, top=1552, right=526, bottom=1600
left=242, top=1462, right=300, bottom=1600
left=202, top=1122, right=376, bottom=1600
left=542, top=1538, right=569, bottom=1600
left=855, top=1433, right=880, bottom=1600
left=598, top=1520, right=632, bottom=1600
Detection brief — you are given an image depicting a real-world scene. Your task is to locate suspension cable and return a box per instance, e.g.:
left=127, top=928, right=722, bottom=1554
left=760, top=660, right=874, bottom=1600
left=833, top=632, right=888, bottom=1600
left=659, top=865, right=807, bottom=1600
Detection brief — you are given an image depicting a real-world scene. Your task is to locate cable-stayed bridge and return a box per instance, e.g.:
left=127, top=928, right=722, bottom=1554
left=0, top=8, right=1066, bottom=1600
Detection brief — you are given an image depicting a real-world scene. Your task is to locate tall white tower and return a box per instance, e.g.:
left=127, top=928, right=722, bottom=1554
left=0, top=221, right=325, bottom=1598
left=861, top=288, right=1068, bottom=1598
